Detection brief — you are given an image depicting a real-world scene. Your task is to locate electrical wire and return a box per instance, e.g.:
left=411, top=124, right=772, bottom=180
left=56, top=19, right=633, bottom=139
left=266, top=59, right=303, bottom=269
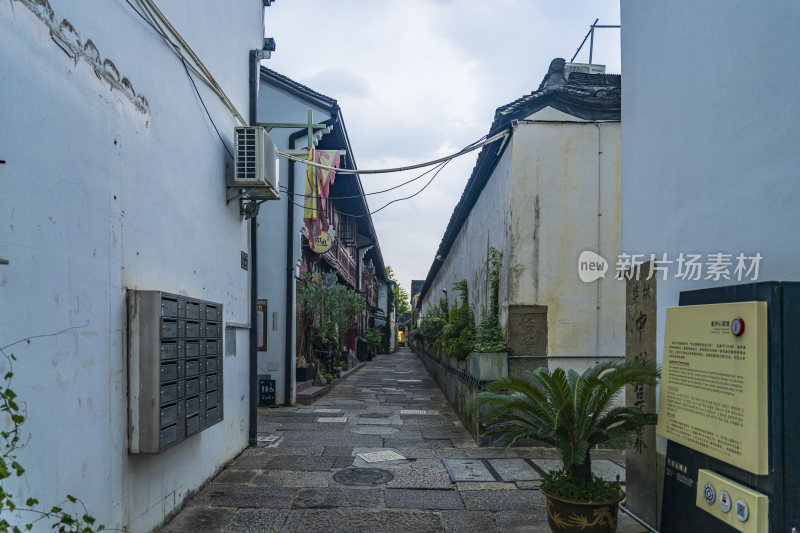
left=279, top=158, right=445, bottom=200
left=127, top=0, right=216, bottom=88
left=122, top=0, right=247, bottom=125
left=138, top=0, right=247, bottom=125
left=181, top=58, right=234, bottom=160
left=279, top=133, right=490, bottom=201
left=286, top=160, right=451, bottom=218
left=123, top=0, right=235, bottom=159
left=277, top=130, right=509, bottom=175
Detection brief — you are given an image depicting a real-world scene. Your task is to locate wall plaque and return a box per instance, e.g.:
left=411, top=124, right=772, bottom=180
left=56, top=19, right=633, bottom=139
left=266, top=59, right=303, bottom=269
left=656, top=301, right=768, bottom=475
left=624, top=261, right=659, bottom=526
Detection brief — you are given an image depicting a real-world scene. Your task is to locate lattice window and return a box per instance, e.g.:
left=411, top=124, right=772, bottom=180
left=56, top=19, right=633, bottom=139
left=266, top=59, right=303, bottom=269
left=340, top=215, right=356, bottom=246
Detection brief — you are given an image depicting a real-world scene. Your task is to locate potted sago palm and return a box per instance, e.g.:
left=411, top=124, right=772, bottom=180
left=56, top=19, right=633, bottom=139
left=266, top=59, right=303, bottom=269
left=471, top=359, right=659, bottom=533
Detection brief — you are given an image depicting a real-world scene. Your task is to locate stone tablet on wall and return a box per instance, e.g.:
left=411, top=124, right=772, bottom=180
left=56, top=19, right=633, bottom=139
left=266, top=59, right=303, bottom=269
left=624, top=261, right=658, bottom=527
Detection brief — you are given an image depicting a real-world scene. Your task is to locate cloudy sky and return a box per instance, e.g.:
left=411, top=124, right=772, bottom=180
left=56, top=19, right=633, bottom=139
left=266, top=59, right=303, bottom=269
left=264, top=0, right=621, bottom=294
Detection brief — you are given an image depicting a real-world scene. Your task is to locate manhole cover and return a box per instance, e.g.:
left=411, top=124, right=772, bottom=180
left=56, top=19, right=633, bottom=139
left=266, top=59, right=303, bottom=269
left=333, top=468, right=394, bottom=486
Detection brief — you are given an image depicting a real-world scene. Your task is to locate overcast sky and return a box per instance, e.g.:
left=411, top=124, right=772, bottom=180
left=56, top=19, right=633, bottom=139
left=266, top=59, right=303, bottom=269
left=265, top=0, right=621, bottom=294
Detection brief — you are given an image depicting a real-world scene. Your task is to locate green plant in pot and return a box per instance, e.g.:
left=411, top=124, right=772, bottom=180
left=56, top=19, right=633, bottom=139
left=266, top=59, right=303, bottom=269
left=471, top=359, right=659, bottom=533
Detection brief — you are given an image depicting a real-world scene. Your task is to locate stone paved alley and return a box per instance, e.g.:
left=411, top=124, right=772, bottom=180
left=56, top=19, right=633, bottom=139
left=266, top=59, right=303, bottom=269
left=161, top=349, right=646, bottom=533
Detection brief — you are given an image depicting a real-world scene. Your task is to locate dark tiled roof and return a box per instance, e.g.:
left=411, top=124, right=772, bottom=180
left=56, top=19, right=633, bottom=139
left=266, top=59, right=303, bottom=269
left=410, top=280, right=425, bottom=300
left=260, top=67, right=389, bottom=282
left=419, top=58, right=621, bottom=302
left=260, top=67, right=337, bottom=109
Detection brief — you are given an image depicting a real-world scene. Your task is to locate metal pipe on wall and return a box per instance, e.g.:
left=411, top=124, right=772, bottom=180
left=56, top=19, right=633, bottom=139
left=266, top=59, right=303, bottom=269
left=248, top=50, right=259, bottom=446
left=285, top=126, right=307, bottom=406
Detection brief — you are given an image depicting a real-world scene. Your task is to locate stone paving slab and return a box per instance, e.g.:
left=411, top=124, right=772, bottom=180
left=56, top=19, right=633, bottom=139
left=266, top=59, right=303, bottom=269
left=492, top=510, right=551, bottom=532
left=356, top=417, right=394, bottom=425
left=384, top=489, right=464, bottom=510
left=280, top=509, right=445, bottom=533
left=191, top=486, right=298, bottom=509
left=252, top=470, right=331, bottom=488
left=263, top=455, right=336, bottom=471
left=350, top=426, right=399, bottom=435
left=460, top=489, right=546, bottom=511
left=210, top=469, right=259, bottom=485
left=160, top=349, right=633, bottom=532
left=292, top=488, right=381, bottom=509
left=386, top=467, right=454, bottom=489
left=488, top=458, right=541, bottom=481
left=223, top=509, right=290, bottom=533
left=440, top=510, right=499, bottom=533
left=162, top=506, right=237, bottom=533
left=442, top=458, right=496, bottom=482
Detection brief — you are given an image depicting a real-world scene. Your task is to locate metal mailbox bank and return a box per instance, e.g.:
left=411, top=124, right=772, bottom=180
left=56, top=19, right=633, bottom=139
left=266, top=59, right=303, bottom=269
left=127, top=290, right=224, bottom=453
left=659, top=282, right=799, bottom=532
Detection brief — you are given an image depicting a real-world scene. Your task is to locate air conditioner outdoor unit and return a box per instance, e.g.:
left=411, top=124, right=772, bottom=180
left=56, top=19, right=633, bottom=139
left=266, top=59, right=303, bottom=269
left=232, top=126, right=279, bottom=199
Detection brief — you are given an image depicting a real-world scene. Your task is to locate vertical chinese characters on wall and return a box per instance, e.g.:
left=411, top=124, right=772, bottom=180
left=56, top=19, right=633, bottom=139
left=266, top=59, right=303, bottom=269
left=624, top=261, right=659, bottom=526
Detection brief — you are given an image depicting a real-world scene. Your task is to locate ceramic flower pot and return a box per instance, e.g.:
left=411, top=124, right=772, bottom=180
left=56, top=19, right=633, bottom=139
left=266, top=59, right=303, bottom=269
left=540, top=487, right=625, bottom=533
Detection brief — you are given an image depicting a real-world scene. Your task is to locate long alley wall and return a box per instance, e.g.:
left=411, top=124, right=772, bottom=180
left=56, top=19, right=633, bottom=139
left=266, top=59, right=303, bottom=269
left=0, top=1, right=263, bottom=531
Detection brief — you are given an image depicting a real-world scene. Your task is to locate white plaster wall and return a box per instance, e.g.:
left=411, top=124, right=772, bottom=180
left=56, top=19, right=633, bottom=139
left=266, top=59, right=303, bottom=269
left=0, top=1, right=263, bottom=530
left=620, top=1, right=800, bottom=366
left=422, top=143, right=513, bottom=326
left=255, top=81, right=332, bottom=405
left=508, top=112, right=623, bottom=370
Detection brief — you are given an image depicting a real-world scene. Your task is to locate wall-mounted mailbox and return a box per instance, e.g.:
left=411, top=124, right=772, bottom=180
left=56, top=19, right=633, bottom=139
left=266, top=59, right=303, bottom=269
left=128, top=290, right=224, bottom=453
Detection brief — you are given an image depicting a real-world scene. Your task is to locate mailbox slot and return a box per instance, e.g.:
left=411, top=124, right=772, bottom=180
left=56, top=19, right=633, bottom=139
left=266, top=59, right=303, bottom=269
left=128, top=290, right=224, bottom=453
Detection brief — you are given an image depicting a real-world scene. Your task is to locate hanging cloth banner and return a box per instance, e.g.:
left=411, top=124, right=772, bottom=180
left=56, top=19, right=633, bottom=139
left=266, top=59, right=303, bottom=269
left=303, top=148, right=342, bottom=250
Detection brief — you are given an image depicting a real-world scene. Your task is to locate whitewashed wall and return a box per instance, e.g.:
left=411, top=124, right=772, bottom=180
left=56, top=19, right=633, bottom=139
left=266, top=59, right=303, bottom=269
left=255, top=81, right=332, bottom=405
left=422, top=142, right=512, bottom=325
left=0, top=1, right=263, bottom=531
left=421, top=109, right=623, bottom=371
left=620, top=1, right=800, bottom=367
left=509, top=108, right=623, bottom=369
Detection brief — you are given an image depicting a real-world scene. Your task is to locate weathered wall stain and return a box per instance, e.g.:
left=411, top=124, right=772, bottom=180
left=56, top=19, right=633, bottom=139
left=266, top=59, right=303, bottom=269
left=14, top=0, right=149, bottom=113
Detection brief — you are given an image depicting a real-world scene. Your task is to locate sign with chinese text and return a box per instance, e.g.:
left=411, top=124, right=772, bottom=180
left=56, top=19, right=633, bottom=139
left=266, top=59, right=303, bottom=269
left=657, top=301, right=768, bottom=475
left=625, top=261, right=659, bottom=527
left=311, top=231, right=333, bottom=254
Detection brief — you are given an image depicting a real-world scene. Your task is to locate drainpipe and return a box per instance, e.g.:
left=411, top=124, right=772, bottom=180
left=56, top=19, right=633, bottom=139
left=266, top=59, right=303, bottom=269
left=594, top=123, right=602, bottom=359
left=285, top=127, right=308, bottom=406
left=356, top=244, right=374, bottom=359
left=248, top=50, right=259, bottom=446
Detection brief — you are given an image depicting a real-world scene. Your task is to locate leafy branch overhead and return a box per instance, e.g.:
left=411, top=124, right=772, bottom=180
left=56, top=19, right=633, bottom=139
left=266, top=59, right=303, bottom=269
left=385, top=266, right=410, bottom=317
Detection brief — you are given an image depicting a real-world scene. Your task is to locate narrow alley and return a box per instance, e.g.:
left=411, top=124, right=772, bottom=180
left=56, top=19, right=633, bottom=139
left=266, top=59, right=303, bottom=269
left=161, top=348, right=642, bottom=533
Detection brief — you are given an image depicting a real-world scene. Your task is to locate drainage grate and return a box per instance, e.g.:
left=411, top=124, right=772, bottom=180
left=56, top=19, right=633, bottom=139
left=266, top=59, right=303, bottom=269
left=333, top=468, right=394, bottom=486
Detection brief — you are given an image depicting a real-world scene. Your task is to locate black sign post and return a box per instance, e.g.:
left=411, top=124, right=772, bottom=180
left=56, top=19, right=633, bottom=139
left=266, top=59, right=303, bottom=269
left=661, top=282, right=800, bottom=532
left=259, top=379, right=276, bottom=406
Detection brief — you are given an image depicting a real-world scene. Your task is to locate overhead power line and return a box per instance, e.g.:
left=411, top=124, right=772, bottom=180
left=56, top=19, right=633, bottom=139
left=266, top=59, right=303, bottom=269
left=277, top=130, right=509, bottom=175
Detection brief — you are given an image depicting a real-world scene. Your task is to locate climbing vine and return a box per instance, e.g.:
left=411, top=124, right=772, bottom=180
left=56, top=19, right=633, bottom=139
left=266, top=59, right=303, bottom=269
left=411, top=247, right=509, bottom=357
left=0, top=334, right=105, bottom=532
left=474, top=247, right=509, bottom=353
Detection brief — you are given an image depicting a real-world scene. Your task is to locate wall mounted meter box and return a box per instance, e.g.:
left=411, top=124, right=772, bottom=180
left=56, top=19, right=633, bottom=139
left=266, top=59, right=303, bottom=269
left=659, top=282, right=799, bottom=532
left=127, top=290, right=224, bottom=453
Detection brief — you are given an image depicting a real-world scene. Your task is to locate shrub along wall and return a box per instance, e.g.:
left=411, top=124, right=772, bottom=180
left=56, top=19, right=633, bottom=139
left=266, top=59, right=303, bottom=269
left=413, top=344, right=508, bottom=440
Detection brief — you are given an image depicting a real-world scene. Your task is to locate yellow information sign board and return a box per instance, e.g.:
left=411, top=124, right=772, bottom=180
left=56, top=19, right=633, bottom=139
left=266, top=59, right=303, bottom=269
left=657, top=302, right=768, bottom=475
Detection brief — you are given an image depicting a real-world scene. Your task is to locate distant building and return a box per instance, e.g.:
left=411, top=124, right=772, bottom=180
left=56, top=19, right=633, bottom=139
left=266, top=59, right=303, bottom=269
left=410, top=279, right=425, bottom=325
left=257, top=68, right=389, bottom=400
left=0, top=1, right=264, bottom=530
left=417, top=58, right=622, bottom=375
